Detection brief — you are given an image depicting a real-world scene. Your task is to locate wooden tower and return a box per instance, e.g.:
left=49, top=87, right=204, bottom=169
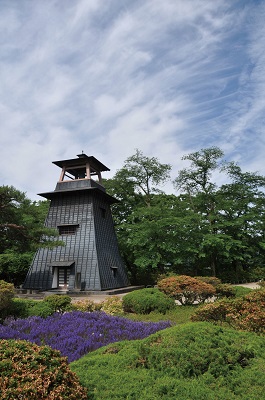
left=23, top=153, right=130, bottom=292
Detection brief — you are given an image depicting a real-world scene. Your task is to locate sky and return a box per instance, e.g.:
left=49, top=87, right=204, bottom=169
left=1, top=0, right=265, bottom=200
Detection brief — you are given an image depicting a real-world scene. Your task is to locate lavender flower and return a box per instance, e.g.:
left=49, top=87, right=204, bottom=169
left=0, top=312, right=171, bottom=362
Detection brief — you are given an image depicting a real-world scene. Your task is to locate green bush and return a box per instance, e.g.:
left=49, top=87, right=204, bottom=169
left=43, top=294, right=72, bottom=313
left=157, top=275, right=216, bottom=305
left=215, top=283, right=236, bottom=298
left=0, top=339, right=88, bottom=399
left=8, top=298, right=36, bottom=319
left=27, top=301, right=54, bottom=318
left=122, top=288, right=175, bottom=314
left=71, top=322, right=265, bottom=399
left=0, top=280, right=15, bottom=320
left=0, top=280, right=15, bottom=309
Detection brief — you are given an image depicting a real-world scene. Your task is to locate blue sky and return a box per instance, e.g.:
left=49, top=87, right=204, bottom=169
left=1, top=0, right=265, bottom=200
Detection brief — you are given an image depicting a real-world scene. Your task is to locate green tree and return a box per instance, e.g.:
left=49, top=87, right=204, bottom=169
left=173, top=148, right=265, bottom=281
left=104, top=151, right=172, bottom=284
left=0, top=185, right=62, bottom=286
left=114, top=149, right=171, bottom=207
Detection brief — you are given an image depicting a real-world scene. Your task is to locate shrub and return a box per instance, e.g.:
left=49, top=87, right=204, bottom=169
left=122, top=288, right=175, bottom=314
left=43, top=294, right=72, bottom=312
left=0, top=280, right=15, bottom=319
left=196, top=276, right=222, bottom=287
left=8, top=298, right=37, bottom=319
left=215, top=283, right=236, bottom=298
left=0, top=280, right=15, bottom=307
left=27, top=301, right=54, bottom=318
left=99, top=296, right=124, bottom=315
left=0, top=339, right=88, bottom=399
left=72, top=299, right=97, bottom=312
left=192, top=289, right=265, bottom=334
left=71, top=322, right=265, bottom=400
left=157, top=275, right=216, bottom=305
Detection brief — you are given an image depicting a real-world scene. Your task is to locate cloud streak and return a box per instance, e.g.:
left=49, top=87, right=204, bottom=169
left=0, top=0, right=265, bottom=199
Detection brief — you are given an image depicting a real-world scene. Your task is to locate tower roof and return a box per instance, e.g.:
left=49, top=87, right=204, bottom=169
left=52, top=154, right=110, bottom=173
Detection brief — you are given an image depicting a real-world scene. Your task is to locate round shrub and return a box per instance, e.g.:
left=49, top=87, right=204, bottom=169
left=72, top=299, right=97, bottom=312
left=157, top=275, right=216, bottom=305
left=27, top=301, right=54, bottom=318
left=0, top=339, right=88, bottom=399
left=99, top=296, right=124, bottom=315
left=122, top=288, right=175, bottom=314
left=43, top=294, right=72, bottom=312
left=0, top=280, right=15, bottom=320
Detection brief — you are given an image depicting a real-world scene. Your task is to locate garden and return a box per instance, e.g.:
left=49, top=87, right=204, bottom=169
left=1, top=277, right=265, bottom=399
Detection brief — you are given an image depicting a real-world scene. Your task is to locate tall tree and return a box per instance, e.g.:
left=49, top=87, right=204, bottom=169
left=0, top=185, right=61, bottom=285
left=114, top=149, right=171, bottom=207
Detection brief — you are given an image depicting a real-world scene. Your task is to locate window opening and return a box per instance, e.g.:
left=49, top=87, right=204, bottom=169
left=58, top=225, right=78, bottom=235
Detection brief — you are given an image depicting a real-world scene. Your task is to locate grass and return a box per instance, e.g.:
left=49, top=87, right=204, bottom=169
left=124, top=304, right=197, bottom=325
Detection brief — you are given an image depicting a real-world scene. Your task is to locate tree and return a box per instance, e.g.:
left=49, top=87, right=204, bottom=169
left=173, top=148, right=265, bottom=281
left=0, top=185, right=62, bottom=286
left=114, top=149, right=171, bottom=207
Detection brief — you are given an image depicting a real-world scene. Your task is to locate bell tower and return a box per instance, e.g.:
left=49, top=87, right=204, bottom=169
left=23, top=153, right=130, bottom=292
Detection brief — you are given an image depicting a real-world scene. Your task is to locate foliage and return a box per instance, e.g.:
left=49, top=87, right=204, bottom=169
left=192, top=289, right=265, bottom=333
left=196, top=276, right=222, bottom=286
left=157, top=275, right=216, bottom=305
left=105, top=147, right=265, bottom=284
left=0, top=280, right=15, bottom=311
left=125, top=305, right=196, bottom=325
left=114, top=149, right=171, bottom=207
left=233, top=285, right=253, bottom=297
left=43, top=294, right=72, bottom=313
left=72, top=299, right=98, bottom=312
left=215, top=283, right=236, bottom=298
left=27, top=301, right=54, bottom=318
left=70, top=322, right=265, bottom=400
left=0, top=339, right=88, bottom=399
left=0, top=185, right=63, bottom=285
left=123, top=288, right=175, bottom=314
left=0, top=252, right=33, bottom=287
left=0, top=311, right=171, bottom=362
left=99, top=296, right=124, bottom=315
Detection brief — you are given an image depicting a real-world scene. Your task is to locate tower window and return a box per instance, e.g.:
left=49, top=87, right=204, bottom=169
left=58, top=224, right=79, bottom=235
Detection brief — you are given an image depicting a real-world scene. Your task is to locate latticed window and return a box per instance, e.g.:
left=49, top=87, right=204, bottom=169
left=58, top=224, right=78, bottom=235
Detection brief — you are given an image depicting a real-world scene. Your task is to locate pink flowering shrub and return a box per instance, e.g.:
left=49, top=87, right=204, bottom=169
left=157, top=275, right=216, bottom=305
left=192, top=289, right=265, bottom=334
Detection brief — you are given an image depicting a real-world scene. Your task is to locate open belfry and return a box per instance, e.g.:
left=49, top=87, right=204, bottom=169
left=23, top=153, right=130, bottom=292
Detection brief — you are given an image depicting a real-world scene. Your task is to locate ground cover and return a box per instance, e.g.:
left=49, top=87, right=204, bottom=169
left=70, top=321, right=265, bottom=400
left=0, top=311, right=171, bottom=362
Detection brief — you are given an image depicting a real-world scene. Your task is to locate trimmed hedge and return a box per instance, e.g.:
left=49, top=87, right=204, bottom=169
left=123, top=288, right=175, bottom=314
left=0, top=339, right=88, bottom=399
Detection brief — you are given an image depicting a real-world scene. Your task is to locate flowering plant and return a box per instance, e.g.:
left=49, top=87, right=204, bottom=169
left=0, top=311, right=171, bottom=362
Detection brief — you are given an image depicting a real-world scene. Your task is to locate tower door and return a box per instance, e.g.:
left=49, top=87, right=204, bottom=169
left=58, top=268, right=70, bottom=288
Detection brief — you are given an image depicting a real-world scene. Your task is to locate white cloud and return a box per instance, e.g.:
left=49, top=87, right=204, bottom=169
left=0, top=0, right=265, bottom=200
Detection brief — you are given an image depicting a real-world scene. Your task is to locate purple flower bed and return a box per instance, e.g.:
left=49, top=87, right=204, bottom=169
left=0, top=311, right=171, bottom=362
